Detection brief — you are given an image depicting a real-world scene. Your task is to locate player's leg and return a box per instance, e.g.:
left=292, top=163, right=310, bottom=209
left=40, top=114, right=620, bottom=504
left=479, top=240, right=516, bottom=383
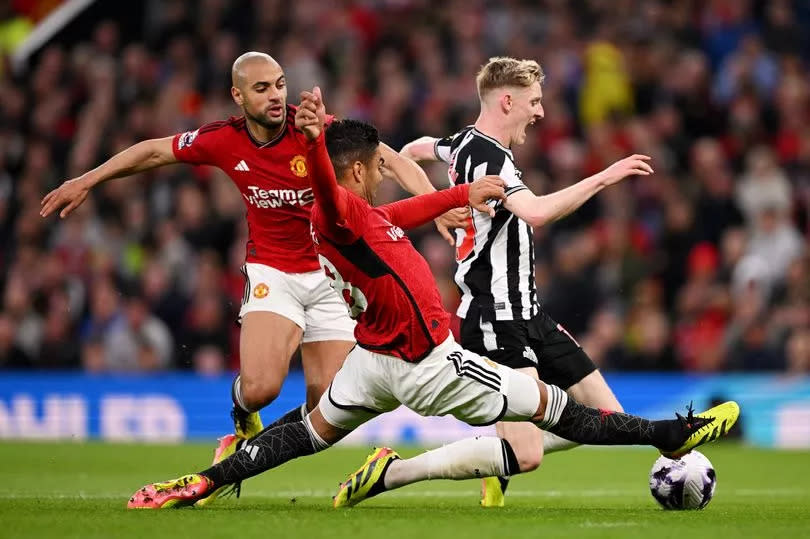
left=299, top=269, right=356, bottom=413
left=334, top=339, right=739, bottom=507
left=482, top=367, right=543, bottom=507
left=236, top=312, right=302, bottom=412
left=533, top=311, right=623, bottom=455
left=198, top=272, right=353, bottom=508
left=506, top=372, right=739, bottom=458
left=494, top=377, right=544, bottom=473
left=251, top=271, right=356, bottom=432
left=457, top=312, right=541, bottom=506
left=231, top=264, right=307, bottom=439
left=128, top=345, right=396, bottom=509
left=192, top=309, right=302, bottom=507
left=335, top=338, right=531, bottom=507
left=127, top=404, right=349, bottom=509
left=197, top=344, right=397, bottom=503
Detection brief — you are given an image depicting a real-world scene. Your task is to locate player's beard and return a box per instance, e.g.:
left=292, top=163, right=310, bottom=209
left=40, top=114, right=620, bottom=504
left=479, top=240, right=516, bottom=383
left=246, top=107, right=284, bottom=131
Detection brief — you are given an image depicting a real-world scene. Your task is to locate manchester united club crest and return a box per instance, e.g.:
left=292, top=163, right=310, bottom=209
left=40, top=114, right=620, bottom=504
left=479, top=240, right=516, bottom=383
left=253, top=283, right=269, bottom=299
left=290, top=155, right=307, bottom=178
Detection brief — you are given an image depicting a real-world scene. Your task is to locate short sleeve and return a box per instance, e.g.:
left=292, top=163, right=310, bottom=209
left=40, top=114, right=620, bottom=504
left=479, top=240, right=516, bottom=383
left=497, top=159, right=528, bottom=197
left=434, top=134, right=455, bottom=163
left=171, top=124, right=220, bottom=165
left=459, top=146, right=527, bottom=196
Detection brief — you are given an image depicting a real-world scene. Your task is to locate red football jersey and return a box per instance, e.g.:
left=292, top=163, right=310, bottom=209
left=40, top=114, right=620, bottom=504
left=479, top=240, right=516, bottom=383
left=307, top=132, right=471, bottom=361
left=172, top=106, right=327, bottom=273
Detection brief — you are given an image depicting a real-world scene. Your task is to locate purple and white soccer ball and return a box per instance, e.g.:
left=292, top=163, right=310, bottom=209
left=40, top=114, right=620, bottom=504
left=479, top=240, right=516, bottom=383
left=649, top=451, right=716, bottom=510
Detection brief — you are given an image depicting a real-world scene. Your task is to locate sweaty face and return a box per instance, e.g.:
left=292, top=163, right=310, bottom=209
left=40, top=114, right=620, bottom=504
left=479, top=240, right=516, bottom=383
left=510, top=81, right=544, bottom=146
left=234, top=61, right=288, bottom=129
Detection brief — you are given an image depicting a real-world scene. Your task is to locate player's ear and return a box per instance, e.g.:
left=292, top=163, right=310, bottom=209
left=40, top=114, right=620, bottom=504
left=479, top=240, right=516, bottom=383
left=500, top=92, right=512, bottom=114
left=352, top=160, right=364, bottom=183
left=231, top=86, right=243, bottom=106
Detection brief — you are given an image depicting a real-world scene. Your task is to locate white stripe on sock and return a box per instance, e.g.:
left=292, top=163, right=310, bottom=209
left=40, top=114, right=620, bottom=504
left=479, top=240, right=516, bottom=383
left=303, top=415, right=330, bottom=451
left=538, top=383, right=568, bottom=429
left=232, top=375, right=251, bottom=413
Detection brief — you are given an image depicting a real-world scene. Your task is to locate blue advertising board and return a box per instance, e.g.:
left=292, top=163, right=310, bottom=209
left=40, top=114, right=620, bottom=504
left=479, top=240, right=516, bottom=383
left=1, top=372, right=808, bottom=448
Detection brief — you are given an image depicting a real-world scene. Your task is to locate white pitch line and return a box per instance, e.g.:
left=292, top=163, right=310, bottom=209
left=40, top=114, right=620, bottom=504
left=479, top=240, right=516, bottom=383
left=580, top=521, right=640, bottom=528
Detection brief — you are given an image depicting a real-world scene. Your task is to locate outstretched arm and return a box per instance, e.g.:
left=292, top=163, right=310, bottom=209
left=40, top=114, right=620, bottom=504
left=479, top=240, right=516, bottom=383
left=381, top=143, right=436, bottom=195
left=381, top=142, right=468, bottom=244
left=381, top=185, right=469, bottom=230
left=505, top=154, right=654, bottom=227
left=381, top=176, right=506, bottom=230
left=41, top=136, right=177, bottom=218
left=400, top=136, right=441, bottom=162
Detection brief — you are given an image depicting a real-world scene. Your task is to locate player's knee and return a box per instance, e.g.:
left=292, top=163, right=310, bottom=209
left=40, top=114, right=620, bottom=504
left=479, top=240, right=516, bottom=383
left=519, top=432, right=544, bottom=472
left=240, top=375, right=283, bottom=410
left=505, top=429, right=544, bottom=473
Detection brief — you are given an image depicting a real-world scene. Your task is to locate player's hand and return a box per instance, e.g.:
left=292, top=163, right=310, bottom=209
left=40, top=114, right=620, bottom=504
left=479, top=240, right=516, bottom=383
left=434, top=208, right=470, bottom=246
left=40, top=177, right=92, bottom=218
left=296, top=86, right=326, bottom=141
left=468, top=175, right=506, bottom=217
left=599, top=154, right=654, bottom=186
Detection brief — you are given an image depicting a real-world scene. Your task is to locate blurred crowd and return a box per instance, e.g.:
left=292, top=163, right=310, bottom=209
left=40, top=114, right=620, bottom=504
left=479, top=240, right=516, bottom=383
left=0, top=0, right=808, bottom=374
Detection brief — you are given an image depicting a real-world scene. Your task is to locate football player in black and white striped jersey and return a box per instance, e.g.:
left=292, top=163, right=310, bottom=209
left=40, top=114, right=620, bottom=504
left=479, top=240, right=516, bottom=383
left=400, top=57, right=654, bottom=507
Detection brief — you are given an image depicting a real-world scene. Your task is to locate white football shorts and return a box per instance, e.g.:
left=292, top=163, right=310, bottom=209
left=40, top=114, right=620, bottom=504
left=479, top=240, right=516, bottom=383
left=239, top=262, right=355, bottom=343
left=319, top=335, right=542, bottom=430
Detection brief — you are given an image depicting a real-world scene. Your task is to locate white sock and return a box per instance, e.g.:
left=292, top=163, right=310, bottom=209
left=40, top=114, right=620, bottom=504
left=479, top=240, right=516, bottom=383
left=543, top=431, right=579, bottom=454
left=383, top=436, right=509, bottom=490
left=536, top=383, right=569, bottom=430
left=232, top=375, right=253, bottom=413
left=303, top=415, right=330, bottom=451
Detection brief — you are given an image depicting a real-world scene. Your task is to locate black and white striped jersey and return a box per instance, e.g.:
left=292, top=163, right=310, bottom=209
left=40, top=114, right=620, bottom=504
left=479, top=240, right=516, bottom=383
left=434, top=126, right=539, bottom=322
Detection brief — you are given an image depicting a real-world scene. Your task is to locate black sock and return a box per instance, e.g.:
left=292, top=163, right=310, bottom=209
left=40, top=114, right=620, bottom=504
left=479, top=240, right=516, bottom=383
left=201, top=421, right=319, bottom=486
left=496, top=439, right=518, bottom=491
left=264, top=403, right=307, bottom=430
left=500, top=439, right=519, bottom=477
left=547, top=399, right=685, bottom=451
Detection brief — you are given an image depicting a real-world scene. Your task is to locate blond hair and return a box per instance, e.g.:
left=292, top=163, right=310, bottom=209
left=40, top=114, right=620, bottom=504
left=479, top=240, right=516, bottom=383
left=476, top=57, right=544, bottom=99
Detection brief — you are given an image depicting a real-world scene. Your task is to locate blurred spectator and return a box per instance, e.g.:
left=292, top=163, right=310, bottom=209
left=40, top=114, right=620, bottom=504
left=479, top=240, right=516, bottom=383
left=736, top=147, right=792, bottom=222
left=744, top=205, right=804, bottom=288
left=105, top=289, right=174, bottom=371
left=579, top=38, right=634, bottom=126
left=785, top=329, right=810, bottom=374
left=0, top=313, right=31, bottom=368
left=673, top=242, right=730, bottom=371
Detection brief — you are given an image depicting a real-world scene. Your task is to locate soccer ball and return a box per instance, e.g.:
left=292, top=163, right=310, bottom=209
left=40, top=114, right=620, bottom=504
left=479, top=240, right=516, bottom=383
left=649, top=451, right=716, bottom=510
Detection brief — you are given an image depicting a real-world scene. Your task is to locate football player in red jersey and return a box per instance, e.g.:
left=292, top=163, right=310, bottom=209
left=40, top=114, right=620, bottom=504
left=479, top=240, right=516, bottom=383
left=125, top=87, right=739, bottom=510
left=40, top=52, right=465, bottom=504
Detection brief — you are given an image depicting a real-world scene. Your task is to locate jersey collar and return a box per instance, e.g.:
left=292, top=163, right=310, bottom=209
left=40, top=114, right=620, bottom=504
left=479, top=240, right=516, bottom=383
left=244, top=106, right=291, bottom=148
left=472, top=127, right=514, bottom=157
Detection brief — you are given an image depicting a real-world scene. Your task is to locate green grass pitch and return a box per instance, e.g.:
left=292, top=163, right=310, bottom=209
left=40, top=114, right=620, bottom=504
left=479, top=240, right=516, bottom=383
left=1, top=442, right=808, bottom=539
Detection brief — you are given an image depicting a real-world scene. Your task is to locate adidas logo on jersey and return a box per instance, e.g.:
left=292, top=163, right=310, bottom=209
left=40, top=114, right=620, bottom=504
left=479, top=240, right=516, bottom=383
left=234, top=160, right=250, bottom=172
